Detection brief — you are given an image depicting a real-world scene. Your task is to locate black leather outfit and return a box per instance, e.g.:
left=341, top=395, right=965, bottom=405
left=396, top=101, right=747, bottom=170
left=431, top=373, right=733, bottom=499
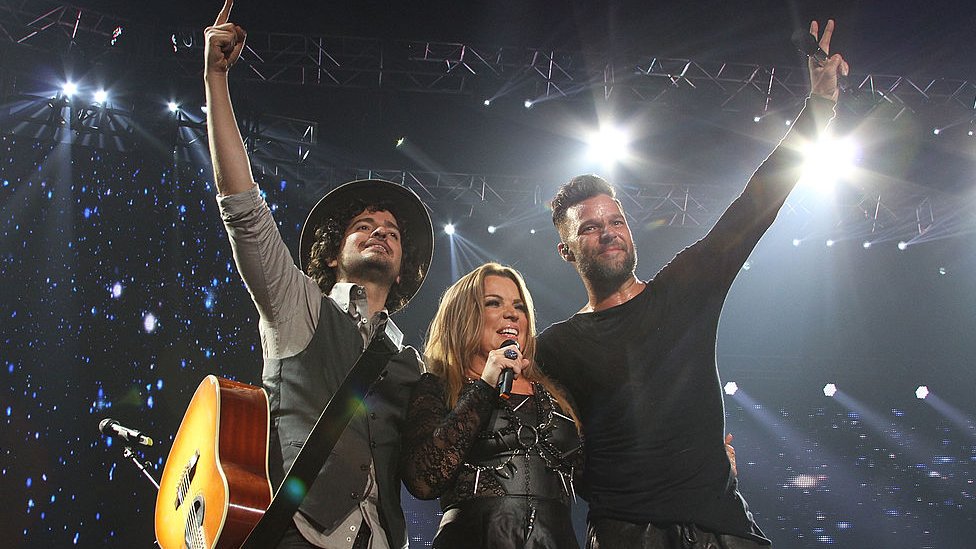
left=401, top=374, right=582, bottom=548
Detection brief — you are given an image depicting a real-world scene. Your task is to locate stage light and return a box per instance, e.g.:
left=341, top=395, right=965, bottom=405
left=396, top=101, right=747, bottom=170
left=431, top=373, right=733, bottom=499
left=823, top=383, right=837, bottom=397
left=938, top=267, right=947, bottom=275
left=443, top=223, right=455, bottom=236
left=487, top=225, right=497, bottom=234
left=723, top=382, right=738, bottom=395
left=167, top=101, right=180, bottom=113
left=801, top=136, right=858, bottom=189
left=932, top=128, right=941, bottom=135
left=586, top=125, right=630, bottom=166
left=897, top=241, right=908, bottom=251
left=62, top=82, right=78, bottom=97
left=825, top=239, right=835, bottom=247
left=523, top=99, right=533, bottom=109
left=915, top=386, right=929, bottom=399
left=862, top=241, right=872, bottom=249
left=969, top=130, right=974, bottom=137
left=483, top=99, right=491, bottom=107
left=529, top=229, right=536, bottom=234
left=753, top=116, right=761, bottom=123
left=93, top=89, right=108, bottom=104
left=792, top=238, right=801, bottom=247
left=785, top=119, right=793, bottom=126
left=395, top=137, right=405, bottom=148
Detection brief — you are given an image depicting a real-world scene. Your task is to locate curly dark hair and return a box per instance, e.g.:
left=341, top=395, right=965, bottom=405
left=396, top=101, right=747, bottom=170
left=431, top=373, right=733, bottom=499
left=306, top=197, right=427, bottom=312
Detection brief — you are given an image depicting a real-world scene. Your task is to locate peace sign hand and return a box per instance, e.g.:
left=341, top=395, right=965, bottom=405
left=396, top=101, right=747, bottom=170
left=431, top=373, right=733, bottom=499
left=808, top=20, right=849, bottom=103
left=204, top=0, right=246, bottom=75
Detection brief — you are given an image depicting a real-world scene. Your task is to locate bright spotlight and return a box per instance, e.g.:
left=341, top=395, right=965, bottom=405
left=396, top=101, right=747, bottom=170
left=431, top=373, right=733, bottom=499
left=801, top=136, right=858, bottom=189
left=938, top=267, right=947, bottom=276
left=823, top=383, right=837, bottom=397
left=483, top=99, right=491, bottom=107
left=487, top=225, right=497, bottom=234
left=443, top=223, right=455, bottom=236
left=395, top=137, right=405, bottom=148
left=932, top=128, right=941, bottom=135
left=62, top=82, right=78, bottom=97
left=723, top=382, right=738, bottom=396
left=792, top=239, right=801, bottom=247
left=93, top=89, right=108, bottom=104
left=825, top=239, right=835, bottom=247
left=167, top=101, right=180, bottom=113
left=862, top=241, right=872, bottom=249
left=529, top=229, right=536, bottom=234
left=897, top=241, right=908, bottom=251
left=915, top=385, right=929, bottom=400
left=753, top=115, right=761, bottom=123
left=523, top=99, right=533, bottom=109
left=586, top=125, right=630, bottom=166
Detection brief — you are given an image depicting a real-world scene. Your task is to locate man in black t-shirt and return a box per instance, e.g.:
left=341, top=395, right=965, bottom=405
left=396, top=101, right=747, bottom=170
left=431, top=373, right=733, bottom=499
left=535, top=21, right=848, bottom=549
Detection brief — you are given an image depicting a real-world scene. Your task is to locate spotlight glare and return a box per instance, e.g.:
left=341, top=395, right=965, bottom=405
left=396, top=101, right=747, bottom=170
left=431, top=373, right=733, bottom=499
left=753, top=115, right=761, bottom=123
left=792, top=238, right=801, bottom=247
left=801, top=136, right=858, bottom=190
left=93, top=89, right=108, bottom=104
left=862, top=241, right=872, bottom=249
left=586, top=125, right=631, bottom=166
left=487, top=225, right=497, bottom=234
left=825, top=239, right=835, bottom=247
left=443, top=223, right=455, bottom=236
left=529, top=229, right=536, bottom=234
left=823, top=383, right=837, bottom=397
left=523, top=99, right=533, bottom=109
left=723, top=381, right=738, bottom=396
left=62, top=82, right=78, bottom=97
left=395, top=137, right=405, bottom=148
left=483, top=99, right=491, bottom=107
left=897, top=241, right=908, bottom=251
left=915, top=385, right=929, bottom=399
left=938, top=267, right=946, bottom=275
left=167, top=101, right=180, bottom=113
left=932, top=128, right=941, bottom=135
left=969, top=130, right=974, bottom=137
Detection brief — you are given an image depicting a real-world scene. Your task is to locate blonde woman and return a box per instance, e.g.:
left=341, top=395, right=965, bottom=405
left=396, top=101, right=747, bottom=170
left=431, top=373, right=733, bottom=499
left=401, top=263, right=582, bottom=548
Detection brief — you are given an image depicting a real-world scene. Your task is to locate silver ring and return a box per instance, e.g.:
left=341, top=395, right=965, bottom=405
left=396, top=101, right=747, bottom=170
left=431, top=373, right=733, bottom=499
left=504, top=348, right=518, bottom=360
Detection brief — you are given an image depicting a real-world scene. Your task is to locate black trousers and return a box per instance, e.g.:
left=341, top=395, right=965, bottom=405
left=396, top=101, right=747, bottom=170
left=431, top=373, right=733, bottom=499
left=587, top=518, right=770, bottom=549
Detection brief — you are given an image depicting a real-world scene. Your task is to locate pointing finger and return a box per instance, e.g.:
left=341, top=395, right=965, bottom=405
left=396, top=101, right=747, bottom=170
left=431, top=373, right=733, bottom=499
left=214, top=0, right=235, bottom=27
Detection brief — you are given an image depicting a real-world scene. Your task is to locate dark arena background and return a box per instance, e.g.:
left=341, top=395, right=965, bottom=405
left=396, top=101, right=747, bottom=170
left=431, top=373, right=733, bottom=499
left=2, top=0, right=975, bottom=547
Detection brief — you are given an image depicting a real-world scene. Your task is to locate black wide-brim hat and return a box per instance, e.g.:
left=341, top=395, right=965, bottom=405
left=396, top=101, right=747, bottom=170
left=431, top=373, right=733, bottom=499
left=299, top=179, right=434, bottom=309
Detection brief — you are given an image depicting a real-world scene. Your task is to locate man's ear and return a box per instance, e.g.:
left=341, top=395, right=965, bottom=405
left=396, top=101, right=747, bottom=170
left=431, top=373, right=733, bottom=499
left=557, top=242, right=575, bottom=262
left=326, top=256, right=338, bottom=269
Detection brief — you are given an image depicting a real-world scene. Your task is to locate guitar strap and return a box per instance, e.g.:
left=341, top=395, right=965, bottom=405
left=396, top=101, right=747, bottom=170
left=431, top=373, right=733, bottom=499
left=242, top=319, right=402, bottom=548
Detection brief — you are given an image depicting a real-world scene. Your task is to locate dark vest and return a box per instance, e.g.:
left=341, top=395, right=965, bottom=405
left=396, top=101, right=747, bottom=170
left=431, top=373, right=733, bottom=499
left=262, top=297, right=421, bottom=548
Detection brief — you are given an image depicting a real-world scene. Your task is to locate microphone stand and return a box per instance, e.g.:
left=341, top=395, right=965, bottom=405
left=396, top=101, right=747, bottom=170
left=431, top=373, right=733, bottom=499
left=121, top=445, right=160, bottom=490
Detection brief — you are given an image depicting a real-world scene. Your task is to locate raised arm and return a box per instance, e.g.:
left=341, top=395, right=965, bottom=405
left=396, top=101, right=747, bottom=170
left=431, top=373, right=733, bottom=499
left=204, top=0, right=254, bottom=196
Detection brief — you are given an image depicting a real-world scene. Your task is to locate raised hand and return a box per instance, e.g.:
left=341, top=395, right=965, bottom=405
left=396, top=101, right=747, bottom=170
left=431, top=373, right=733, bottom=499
left=204, top=0, right=246, bottom=75
left=808, top=20, right=849, bottom=103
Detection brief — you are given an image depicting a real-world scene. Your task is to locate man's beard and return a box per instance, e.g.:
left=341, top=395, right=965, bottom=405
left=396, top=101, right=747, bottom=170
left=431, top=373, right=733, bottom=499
left=577, top=246, right=637, bottom=291
left=341, top=253, right=399, bottom=287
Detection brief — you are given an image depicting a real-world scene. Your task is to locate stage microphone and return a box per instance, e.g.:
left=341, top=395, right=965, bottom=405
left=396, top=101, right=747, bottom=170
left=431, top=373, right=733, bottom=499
left=99, top=418, right=154, bottom=447
left=791, top=29, right=828, bottom=66
left=497, top=339, right=519, bottom=399
left=791, top=29, right=848, bottom=93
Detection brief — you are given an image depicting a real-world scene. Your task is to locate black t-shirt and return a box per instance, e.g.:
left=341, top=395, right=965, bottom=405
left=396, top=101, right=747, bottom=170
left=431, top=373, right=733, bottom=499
left=536, top=95, right=833, bottom=542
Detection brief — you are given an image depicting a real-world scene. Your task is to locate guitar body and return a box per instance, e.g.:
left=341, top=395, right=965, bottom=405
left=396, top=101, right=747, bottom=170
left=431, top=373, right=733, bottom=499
left=155, top=375, right=273, bottom=549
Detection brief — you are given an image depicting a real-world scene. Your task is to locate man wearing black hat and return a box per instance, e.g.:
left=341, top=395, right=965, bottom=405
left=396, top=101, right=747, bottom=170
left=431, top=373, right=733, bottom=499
left=203, top=2, right=432, bottom=548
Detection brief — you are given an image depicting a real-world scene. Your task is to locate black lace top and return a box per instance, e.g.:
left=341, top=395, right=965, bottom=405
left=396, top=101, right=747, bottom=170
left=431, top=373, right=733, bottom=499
left=401, top=372, right=583, bottom=510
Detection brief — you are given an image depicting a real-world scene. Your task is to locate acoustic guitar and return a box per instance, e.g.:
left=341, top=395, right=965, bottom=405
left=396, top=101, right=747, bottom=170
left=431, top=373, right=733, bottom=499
left=154, top=376, right=273, bottom=549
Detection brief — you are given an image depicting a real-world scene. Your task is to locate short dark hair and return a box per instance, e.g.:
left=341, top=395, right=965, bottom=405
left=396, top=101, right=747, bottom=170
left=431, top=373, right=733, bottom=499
left=550, top=174, right=617, bottom=233
left=306, top=198, right=426, bottom=312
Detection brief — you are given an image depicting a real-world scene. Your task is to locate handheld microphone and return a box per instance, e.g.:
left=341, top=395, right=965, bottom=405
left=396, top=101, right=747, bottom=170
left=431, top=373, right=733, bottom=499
left=99, top=418, right=154, bottom=447
left=497, top=339, right=519, bottom=399
left=791, top=29, right=828, bottom=66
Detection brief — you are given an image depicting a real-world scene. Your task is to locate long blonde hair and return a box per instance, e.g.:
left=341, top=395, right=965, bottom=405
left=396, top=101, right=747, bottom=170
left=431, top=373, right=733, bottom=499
left=424, top=262, right=580, bottom=429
